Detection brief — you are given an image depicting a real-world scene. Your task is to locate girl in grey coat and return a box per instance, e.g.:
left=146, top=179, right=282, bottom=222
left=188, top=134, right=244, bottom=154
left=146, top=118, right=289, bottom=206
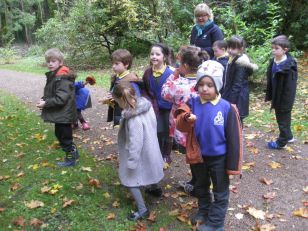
left=112, top=82, right=164, bottom=221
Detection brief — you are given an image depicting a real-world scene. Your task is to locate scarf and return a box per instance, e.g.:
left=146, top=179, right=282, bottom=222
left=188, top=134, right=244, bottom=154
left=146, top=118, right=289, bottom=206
left=195, top=20, right=214, bottom=37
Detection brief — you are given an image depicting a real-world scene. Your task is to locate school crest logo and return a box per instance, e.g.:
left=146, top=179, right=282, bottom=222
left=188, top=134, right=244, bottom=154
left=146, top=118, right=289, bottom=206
left=214, top=111, right=224, bottom=126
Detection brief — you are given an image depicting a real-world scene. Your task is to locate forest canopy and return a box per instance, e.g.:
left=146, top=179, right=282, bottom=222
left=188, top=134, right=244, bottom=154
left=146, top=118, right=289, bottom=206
left=0, top=0, right=307, bottom=72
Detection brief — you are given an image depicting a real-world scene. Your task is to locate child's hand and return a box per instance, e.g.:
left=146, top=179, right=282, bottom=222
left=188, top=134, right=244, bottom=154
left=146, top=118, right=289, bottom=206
left=186, top=113, right=197, bottom=122
left=36, top=99, right=46, bottom=109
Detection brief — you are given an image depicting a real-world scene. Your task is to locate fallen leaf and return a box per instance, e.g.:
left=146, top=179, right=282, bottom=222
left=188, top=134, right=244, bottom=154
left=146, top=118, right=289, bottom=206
left=303, top=186, right=308, bottom=193
left=81, top=166, right=92, bottom=172
left=51, top=208, right=57, bottom=214
left=63, top=199, right=75, bottom=208
left=269, top=161, right=281, bottom=169
left=41, top=186, right=51, bottom=193
left=10, top=182, right=21, bottom=191
left=89, top=178, right=101, bottom=188
left=107, top=213, right=115, bottom=220
left=247, top=207, right=265, bottom=220
left=285, top=146, right=294, bottom=153
left=103, top=192, right=111, bottom=199
left=245, top=133, right=258, bottom=139
left=0, top=175, right=10, bottom=180
left=16, top=171, right=25, bottom=178
left=12, top=216, right=25, bottom=227
left=32, top=164, right=40, bottom=170
left=147, top=211, right=156, bottom=222
left=25, top=200, right=44, bottom=209
left=75, top=183, right=83, bottom=190
left=293, top=207, right=308, bottom=218
left=30, top=218, right=44, bottom=227
left=263, top=192, right=277, bottom=200
left=260, top=177, right=273, bottom=185
left=168, top=209, right=180, bottom=216
left=0, top=208, right=6, bottom=213
left=260, top=223, right=276, bottom=231
left=112, top=201, right=120, bottom=208
left=235, top=213, right=244, bottom=220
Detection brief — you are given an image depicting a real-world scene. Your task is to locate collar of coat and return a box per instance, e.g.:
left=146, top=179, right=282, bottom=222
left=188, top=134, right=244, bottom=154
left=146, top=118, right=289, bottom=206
left=121, top=97, right=152, bottom=119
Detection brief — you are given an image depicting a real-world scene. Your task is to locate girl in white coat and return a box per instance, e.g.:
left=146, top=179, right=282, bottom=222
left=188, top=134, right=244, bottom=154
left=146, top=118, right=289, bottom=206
left=112, top=81, right=164, bottom=221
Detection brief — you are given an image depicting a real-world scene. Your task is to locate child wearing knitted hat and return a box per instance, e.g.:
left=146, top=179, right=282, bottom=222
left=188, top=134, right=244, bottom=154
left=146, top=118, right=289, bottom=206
left=175, top=60, right=243, bottom=231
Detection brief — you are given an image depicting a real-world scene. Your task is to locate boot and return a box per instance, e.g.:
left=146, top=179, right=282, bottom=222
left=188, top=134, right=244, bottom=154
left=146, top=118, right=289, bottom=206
left=57, top=147, right=79, bottom=167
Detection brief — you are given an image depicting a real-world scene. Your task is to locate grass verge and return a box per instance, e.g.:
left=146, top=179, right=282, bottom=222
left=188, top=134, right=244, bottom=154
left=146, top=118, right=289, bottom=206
left=0, top=91, right=188, bottom=231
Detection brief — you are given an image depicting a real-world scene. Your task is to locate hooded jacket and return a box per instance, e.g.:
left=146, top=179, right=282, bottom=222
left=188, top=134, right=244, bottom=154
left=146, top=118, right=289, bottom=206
left=41, top=66, right=77, bottom=123
left=117, top=97, right=164, bottom=187
left=265, top=54, right=297, bottom=111
left=222, top=54, right=258, bottom=118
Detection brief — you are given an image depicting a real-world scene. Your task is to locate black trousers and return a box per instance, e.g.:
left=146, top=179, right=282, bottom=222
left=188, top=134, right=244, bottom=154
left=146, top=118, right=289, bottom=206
left=275, top=110, right=293, bottom=147
left=191, top=155, right=229, bottom=229
left=76, top=109, right=86, bottom=123
left=55, top=123, right=74, bottom=152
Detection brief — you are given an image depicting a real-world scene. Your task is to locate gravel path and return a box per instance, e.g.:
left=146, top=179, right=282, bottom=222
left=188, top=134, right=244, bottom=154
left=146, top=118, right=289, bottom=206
left=0, top=69, right=307, bottom=230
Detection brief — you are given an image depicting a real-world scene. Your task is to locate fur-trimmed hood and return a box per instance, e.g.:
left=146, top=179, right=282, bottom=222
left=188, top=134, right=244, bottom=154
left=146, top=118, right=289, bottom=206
left=121, top=97, right=151, bottom=119
left=236, top=54, right=258, bottom=72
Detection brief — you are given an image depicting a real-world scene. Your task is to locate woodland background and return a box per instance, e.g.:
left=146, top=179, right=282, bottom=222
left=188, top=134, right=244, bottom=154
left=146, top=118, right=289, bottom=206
left=0, top=0, right=307, bottom=79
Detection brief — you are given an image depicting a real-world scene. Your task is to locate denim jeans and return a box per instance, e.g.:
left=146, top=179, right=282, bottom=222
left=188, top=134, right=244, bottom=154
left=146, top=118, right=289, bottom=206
left=191, top=155, right=229, bottom=229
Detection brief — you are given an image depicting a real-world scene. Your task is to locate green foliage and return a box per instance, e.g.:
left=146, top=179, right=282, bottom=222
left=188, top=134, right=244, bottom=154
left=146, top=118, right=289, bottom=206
left=0, top=39, right=16, bottom=64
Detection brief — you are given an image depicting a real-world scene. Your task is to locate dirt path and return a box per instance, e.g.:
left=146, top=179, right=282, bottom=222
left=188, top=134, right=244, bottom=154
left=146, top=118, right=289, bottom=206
left=0, top=69, right=307, bottom=230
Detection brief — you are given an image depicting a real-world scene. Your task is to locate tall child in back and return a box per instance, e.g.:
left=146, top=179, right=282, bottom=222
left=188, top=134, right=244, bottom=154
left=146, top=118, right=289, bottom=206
left=222, top=36, right=258, bottom=125
left=37, top=48, right=79, bottom=167
left=112, top=81, right=164, bottom=221
left=265, top=35, right=297, bottom=149
left=175, top=61, right=242, bottom=230
left=212, top=40, right=228, bottom=94
left=142, top=43, right=174, bottom=163
left=104, top=49, right=141, bottom=126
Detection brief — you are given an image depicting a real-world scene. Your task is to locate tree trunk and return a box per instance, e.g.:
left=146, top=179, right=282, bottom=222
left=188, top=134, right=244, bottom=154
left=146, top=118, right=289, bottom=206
left=20, top=0, right=31, bottom=45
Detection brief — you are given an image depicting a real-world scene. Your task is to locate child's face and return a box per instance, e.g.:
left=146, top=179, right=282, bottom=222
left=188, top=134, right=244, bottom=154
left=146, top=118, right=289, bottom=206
left=271, top=45, right=287, bottom=60
left=112, top=61, right=128, bottom=75
left=228, top=47, right=242, bottom=57
left=213, top=46, right=225, bottom=58
left=46, top=58, right=63, bottom=71
left=197, top=77, right=217, bottom=101
left=150, top=46, right=165, bottom=68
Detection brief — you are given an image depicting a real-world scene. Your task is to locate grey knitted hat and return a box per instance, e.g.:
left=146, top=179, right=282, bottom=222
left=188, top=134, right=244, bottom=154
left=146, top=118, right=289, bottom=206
left=195, top=60, right=224, bottom=92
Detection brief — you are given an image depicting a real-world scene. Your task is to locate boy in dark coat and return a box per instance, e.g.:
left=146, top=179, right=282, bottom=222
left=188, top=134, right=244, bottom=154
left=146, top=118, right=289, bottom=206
left=265, top=35, right=297, bottom=149
left=37, top=48, right=79, bottom=167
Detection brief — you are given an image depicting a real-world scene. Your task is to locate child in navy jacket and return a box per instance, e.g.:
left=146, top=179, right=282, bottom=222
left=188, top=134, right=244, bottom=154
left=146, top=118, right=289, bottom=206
left=175, top=60, right=242, bottom=231
left=265, top=35, right=297, bottom=149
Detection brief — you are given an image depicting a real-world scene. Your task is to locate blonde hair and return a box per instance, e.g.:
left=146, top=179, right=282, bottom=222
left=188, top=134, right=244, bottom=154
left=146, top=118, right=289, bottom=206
left=112, top=81, right=137, bottom=109
left=194, top=3, right=214, bottom=20
left=45, top=48, right=64, bottom=63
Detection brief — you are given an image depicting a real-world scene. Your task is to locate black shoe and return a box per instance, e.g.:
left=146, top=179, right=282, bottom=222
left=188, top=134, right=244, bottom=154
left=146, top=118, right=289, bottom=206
left=127, top=210, right=149, bottom=221
left=145, top=187, right=162, bottom=197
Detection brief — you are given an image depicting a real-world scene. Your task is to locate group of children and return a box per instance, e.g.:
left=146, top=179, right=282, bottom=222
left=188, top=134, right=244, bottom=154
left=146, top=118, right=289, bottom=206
left=37, top=34, right=297, bottom=230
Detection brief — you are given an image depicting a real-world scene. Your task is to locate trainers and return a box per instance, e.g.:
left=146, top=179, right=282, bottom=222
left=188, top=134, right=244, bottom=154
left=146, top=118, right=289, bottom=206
left=267, top=141, right=282, bottom=149
left=82, top=122, right=90, bottom=131
left=127, top=210, right=149, bottom=221
left=288, top=138, right=296, bottom=143
left=178, top=181, right=194, bottom=193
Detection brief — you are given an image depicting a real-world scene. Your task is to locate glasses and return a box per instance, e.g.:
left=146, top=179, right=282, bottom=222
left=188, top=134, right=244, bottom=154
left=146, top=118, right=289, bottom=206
left=195, top=14, right=208, bottom=18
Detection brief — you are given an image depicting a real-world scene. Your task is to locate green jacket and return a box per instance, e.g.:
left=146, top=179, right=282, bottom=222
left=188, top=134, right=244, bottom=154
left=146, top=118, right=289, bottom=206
left=41, top=66, right=77, bottom=123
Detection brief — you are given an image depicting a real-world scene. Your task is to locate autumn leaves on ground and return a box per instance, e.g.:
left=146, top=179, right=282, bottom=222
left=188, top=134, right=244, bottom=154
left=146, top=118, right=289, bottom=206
left=0, top=55, right=307, bottom=231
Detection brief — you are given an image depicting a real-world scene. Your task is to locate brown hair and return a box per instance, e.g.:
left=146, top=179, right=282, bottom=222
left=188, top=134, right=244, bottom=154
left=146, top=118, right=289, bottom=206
left=150, top=43, right=171, bottom=65
left=181, top=47, right=209, bottom=72
left=112, top=81, right=137, bottom=109
left=45, top=48, right=64, bottom=63
left=272, top=35, right=290, bottom=49
left=227, top=35, right=246, bottom=51
left=213, top=40, right=227, bottom=50
left=111, top=49, right=133, bottom=69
